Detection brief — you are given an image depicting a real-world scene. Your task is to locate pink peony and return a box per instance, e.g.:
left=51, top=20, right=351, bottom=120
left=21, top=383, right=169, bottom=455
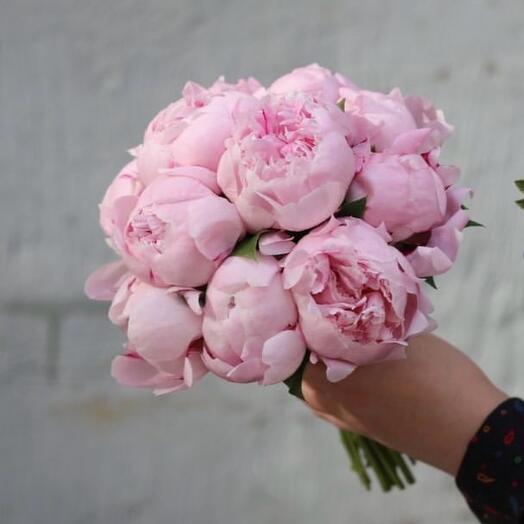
left=349, top=153, right=447, bottom=242
left=217, top=93, right=357, bottom=232
left=135, top=78, right=261, bottom=185
left=339, top=88, right=416, bottom=152
left=349, top=150, right=470, bottom=277
left=338, top=87, right=453, bottom=153
left=270, top=63, right=355, bottom=103
left=120, top=174, right=245, bottom=287
left=109, top=275, right=207, bottom=395
left=282, top=217, right=434, bottom=382
left=99, top=160, right=144, bottom=238
left=202, top=256, right=306, bottom=385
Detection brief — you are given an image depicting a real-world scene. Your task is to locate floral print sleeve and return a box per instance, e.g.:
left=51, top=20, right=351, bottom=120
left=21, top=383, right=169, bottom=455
left=456, top=398, right=524, bottom=523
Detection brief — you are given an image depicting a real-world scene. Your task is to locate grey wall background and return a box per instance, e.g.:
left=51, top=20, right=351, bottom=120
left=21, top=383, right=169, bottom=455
left=1, top=1, right=524, bottom=523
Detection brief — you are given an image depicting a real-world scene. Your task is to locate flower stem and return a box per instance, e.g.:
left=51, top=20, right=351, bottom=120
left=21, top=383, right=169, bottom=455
left=338, top=430, right=417, bottom=492
left=357, top=434, right=392, bottom=492
left=387, top=447, right=416, bottom=485
left=339, top=430, right=371, bottom=490
left=370, top=440, right=405, bottom=490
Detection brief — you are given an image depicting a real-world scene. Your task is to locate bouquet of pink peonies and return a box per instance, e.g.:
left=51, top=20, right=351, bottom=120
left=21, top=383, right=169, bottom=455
left=86, top=64, right=478, bottom=492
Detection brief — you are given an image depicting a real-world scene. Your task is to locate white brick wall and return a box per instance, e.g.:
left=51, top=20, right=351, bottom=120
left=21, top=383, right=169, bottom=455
left=1, top=1, right=524, bottom=522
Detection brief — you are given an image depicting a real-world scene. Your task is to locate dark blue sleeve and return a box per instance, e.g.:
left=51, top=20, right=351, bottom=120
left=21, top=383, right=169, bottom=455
left=456, top=398, right=524, bottom=523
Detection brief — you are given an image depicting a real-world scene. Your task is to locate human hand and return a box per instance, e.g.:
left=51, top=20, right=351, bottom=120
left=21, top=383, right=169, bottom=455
left=302, top=334, right=508, bottom=475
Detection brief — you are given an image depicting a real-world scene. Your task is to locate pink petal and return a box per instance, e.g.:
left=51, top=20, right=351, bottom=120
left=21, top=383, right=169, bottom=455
left=164, top=165, right=220, bottom=194
left=111, top=353, right=158, bottom=387
left=378, top=344, right=408, bottom=362
left=260, top=181, right=347, bottom=232
left=153, top=381, right=187, bottom=396
left=405, top=307, right=433, bottom=338
left=170, top=287, right=205, bottom=315
left=183, top=351, right=207, bottom=387
left=215, top=255, right=280, bottom=291
left=187, top=197, right=244, bottom=260
left=407, top=245, right=453, bottom=277
left=202, top=347, right=234, bottom=378
left=261, top=329, right=306, bottom=385
left=389, top=128, right=432, bottom=154
left=226, top=359, right=266, bottom=383
left=259, top=231, right=296, bottom=256
left=436, top=165, right=460, bottom=187
left=127, top=286, right=202, bottom=362
left=321, top=357, right=356, bottom=382
left=84, top=260, right=129, bottom=301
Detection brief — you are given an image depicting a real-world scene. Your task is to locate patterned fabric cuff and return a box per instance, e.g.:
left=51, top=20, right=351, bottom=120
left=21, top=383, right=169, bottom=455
left=456, top=397, right=524, bottom=523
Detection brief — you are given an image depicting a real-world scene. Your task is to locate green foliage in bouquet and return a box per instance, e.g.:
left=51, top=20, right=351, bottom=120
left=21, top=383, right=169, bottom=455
left=231, top=231, right=265, bottom=260
left=516, top=180, right=524, bottom=209
left=336, top=196, right=367, bottom=219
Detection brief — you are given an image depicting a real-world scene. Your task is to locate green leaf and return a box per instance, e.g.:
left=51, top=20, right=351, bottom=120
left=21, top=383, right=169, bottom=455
left=515, top=180, right=524, bottom=193
left=283, top=351, right=310, bottom=400
left=460, top=204, right=469, bottom=210
left=424, top=276, right=437, bottom=290
left=231, top=232, right=263, bottom=260
left=465, top=219, right=484, bottom=228
left=516, top=198, right=524, bottom=210
left=336, top=98, right=346, bottom=111
left=336, top=196, right=367, bottom=219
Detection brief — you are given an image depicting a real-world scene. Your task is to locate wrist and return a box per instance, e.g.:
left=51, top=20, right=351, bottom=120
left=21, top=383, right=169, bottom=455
left=441, top=385, right=508, bottom=476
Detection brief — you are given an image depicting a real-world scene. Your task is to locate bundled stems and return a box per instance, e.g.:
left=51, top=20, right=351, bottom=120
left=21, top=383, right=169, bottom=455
left=339, top=430, right=416, bottom=492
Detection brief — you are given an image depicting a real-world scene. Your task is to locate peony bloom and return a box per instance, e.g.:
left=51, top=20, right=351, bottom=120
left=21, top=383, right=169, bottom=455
left=349, top=150, right=470, bottom=277
left=349, top=153, right=447, bottom=242
left=100, top=165, right=222, bottom=261
left=135, top=78, right=261, bottom=185
left=202, top=256, right=306, bottom=385
left=120, top=174, right=245, bottom=287
left=99, top=160, right=144, bottom=239
left=339, top=88, right=417, bottom=152
left=338, top=87, right=453, bottom=153
left=282, top=217, right=434, bottom=382
left=270, top=63, right=356, bottom=103
left=217, top=92, right=357, bottom=232
left=108, top=275, right=207, bottom=395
